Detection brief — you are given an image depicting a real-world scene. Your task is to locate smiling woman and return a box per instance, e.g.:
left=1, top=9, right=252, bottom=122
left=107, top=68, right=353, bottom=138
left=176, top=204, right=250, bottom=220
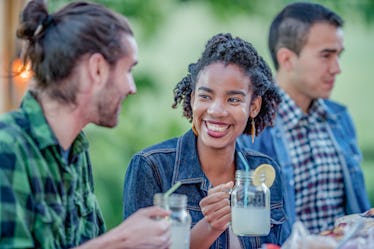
left=123, top=33, right=291, bottom=249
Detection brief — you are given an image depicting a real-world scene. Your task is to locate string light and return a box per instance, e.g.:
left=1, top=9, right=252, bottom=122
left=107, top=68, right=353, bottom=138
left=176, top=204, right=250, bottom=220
left=11, top=58, right=32, bottom=105
left=12, top=58, right=32, bottom=80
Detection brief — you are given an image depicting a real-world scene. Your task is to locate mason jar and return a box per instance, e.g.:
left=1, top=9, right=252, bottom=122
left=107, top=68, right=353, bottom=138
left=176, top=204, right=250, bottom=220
left=230, top=170, right=270, bottom=236
left=153, top=193, right=191, bottom=249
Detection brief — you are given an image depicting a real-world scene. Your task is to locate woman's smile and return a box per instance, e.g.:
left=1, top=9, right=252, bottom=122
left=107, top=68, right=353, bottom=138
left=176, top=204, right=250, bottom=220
left=205, top=120, right=230, bottom=138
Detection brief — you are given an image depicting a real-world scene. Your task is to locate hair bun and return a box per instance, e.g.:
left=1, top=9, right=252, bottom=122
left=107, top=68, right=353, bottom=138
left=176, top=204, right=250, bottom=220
left=16, top=0, right=49, bottom=41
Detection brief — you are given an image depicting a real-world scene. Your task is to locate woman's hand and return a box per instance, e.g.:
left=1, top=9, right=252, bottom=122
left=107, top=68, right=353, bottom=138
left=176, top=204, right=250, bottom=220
left=199, top=182, right=234, bottom=232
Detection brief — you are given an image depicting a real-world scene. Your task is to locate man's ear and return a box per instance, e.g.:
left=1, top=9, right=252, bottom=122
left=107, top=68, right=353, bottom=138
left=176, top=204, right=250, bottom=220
left=86, top=53, right=110, bottom=89
left=276, top=48, right=296, bottom=71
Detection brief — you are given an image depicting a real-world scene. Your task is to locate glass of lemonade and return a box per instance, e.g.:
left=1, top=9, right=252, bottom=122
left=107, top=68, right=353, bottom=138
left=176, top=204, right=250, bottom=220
left=230, top=170, right=270, bottom=236
left=154, top=193, right=191, bottom=249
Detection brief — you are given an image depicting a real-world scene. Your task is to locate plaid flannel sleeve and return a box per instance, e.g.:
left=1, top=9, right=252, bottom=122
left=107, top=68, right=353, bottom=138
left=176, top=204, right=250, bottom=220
left=0, top=138, right=35, bottom=248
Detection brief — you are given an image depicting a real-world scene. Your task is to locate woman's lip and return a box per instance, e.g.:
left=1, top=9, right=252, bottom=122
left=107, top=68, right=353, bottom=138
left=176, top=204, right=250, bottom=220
left=205, top=121, right=230, bottom=133
left=205, top=120, right=228, bottom=125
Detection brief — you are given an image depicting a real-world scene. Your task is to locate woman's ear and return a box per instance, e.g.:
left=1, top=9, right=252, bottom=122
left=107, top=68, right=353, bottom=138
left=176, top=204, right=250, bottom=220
left=250, top=96, right=262, bottom=118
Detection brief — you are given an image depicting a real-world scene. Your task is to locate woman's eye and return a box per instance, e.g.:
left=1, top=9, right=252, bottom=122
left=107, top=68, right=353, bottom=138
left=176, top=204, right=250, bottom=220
left=198, top=94, right=210, bottom=100
left=228, top=97, right=242, bottom=103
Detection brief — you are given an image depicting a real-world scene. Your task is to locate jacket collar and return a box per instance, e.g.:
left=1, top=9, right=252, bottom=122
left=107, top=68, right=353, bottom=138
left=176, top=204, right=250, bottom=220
left=172, top=130, right=210, bottom=191
left=171, top=130, right=249, bottom=191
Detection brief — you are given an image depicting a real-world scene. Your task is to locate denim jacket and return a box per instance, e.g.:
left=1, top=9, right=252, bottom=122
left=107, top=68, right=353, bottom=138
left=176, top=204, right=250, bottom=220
left=238, top=99, right=370, bottom=227
left=123, top=130, right=291, bottom=248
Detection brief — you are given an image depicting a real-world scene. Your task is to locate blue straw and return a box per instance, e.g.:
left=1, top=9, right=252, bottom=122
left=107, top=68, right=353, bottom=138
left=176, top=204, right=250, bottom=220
left=238, top=152, right=250, bottom=206
left=238, top=151, right=249, bottom=171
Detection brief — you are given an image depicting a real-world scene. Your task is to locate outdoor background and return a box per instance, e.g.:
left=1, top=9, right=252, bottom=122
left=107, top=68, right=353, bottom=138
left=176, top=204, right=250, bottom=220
left=48, top=0, right=374, bottom=229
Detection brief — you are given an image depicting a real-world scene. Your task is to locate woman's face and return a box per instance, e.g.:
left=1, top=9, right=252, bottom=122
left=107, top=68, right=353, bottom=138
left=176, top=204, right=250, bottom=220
left=191, top=62, right=260, bottom=151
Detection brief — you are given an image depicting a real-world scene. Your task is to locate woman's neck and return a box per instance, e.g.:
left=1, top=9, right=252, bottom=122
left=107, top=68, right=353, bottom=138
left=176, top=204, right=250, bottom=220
left=197, top=142, right=236, bottom=186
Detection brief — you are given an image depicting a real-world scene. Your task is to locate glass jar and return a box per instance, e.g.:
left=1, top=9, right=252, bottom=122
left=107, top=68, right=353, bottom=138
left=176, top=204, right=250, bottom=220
left=153, top=193, right=191, bottom=249
left=231, top=170, right=270, bottom=236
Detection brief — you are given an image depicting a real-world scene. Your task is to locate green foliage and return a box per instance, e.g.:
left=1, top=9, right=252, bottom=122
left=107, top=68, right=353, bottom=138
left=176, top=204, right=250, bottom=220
left=49, top=0, right=374, bottom=38
left=359, top=0, right=374, bottom=24
left=49, top=0, right=174, bottom=39
left=179, top=0, right=374, bottom=26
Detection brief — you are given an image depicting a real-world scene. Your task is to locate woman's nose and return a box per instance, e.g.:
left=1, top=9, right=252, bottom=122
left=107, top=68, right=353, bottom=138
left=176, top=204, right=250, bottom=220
left=207, top=100, right=227, bottom=116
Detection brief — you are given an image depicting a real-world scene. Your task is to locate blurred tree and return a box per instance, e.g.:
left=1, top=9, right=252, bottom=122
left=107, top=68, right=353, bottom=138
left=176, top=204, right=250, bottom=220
left=49, top=0, right=374, bottom=32
left=49, top=0, right=173, bottom=39
left=179, top=0, right=374, bottom=25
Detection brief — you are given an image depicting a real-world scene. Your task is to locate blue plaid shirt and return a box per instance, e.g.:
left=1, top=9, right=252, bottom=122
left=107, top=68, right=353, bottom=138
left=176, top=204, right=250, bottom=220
left=278, top=90, right=345, bottom=233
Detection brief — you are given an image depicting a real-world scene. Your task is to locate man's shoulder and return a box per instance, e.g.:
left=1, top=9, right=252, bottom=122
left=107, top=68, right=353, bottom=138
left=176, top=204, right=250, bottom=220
left=0, top=110, right=20, bottom=124
left=238, top=127, right=277, bottom=147
left=0, top=110, right=29, bottom=145
left=322, top=99, right=348, bottom=113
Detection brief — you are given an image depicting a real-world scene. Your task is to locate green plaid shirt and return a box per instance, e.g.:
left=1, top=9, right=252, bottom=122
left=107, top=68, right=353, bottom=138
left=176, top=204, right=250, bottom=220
left=0, top=91, right=105, bottom=248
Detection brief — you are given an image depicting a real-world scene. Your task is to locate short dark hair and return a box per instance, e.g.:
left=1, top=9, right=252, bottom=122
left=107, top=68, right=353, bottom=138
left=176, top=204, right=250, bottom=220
left=16, top=0, right=133, bottom=104
left=269, top=2, right=344, bottom=70
left=172, top=33, right=281, bottom=135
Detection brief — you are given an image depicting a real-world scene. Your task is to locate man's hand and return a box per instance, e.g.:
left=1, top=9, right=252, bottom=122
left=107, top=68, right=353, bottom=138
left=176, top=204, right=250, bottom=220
left=77, top=206, right=171, bottom=249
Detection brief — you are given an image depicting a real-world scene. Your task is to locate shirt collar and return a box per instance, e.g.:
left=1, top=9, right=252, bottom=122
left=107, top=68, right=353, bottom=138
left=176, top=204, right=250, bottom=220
left=278, top=89, right=329, bottom=129
left=308, top=99, right=329, bottom=123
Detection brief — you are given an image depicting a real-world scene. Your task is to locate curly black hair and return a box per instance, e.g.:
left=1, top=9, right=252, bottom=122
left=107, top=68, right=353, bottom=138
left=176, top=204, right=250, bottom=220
left=172, top=33, right=281, bottom=135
